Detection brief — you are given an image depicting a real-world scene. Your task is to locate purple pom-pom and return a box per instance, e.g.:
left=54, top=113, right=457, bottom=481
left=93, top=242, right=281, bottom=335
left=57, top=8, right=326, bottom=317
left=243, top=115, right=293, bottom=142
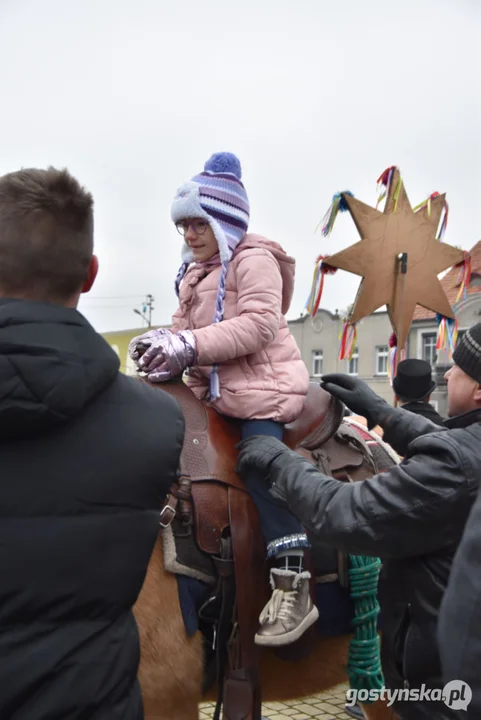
left=204, top=152, right=242, bottom=179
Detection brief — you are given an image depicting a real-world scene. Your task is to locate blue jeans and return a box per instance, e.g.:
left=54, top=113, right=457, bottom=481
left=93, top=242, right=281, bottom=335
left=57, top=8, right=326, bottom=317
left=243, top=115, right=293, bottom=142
left=239, top=419, right=308, bottom=558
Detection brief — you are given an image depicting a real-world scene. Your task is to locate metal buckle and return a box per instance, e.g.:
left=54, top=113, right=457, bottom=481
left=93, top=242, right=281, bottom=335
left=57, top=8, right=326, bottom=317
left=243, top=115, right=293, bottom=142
left=159, top=504, right=176, bottom=528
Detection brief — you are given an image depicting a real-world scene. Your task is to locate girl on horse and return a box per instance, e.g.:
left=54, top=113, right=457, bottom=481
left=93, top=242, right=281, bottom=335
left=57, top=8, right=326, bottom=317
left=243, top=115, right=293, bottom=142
left=129, top=152, right=318, bottom=647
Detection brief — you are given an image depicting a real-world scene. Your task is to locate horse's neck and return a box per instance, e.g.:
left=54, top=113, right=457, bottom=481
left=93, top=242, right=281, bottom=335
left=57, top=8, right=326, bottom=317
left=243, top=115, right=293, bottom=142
left=163, top=375, right=185, bottom=388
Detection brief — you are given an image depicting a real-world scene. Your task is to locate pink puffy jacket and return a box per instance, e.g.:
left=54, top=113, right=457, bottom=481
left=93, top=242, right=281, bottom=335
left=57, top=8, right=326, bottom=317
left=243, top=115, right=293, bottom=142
left=172, top=234, right=309, bottom=424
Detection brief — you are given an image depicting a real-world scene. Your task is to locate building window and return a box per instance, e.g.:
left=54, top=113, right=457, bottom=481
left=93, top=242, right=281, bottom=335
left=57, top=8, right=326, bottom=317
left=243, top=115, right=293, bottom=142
left=348, top=347, right=359, bottom=376
left=312, top=350, right=323, bottom=377
left=422, top=333, right=437, bottom=366
left=376, top=345, right=389, bottom=375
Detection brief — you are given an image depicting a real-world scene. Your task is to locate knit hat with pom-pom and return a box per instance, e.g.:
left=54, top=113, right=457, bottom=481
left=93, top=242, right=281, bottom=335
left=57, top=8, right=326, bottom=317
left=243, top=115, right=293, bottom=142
left=171, top=152, right=250, bottom=266
left=171, top=152, right=250, bottom=401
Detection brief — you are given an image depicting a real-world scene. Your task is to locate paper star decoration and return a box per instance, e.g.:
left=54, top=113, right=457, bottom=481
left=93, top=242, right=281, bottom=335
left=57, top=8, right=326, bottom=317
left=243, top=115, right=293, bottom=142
left=325, top=168, right=465, bottom=350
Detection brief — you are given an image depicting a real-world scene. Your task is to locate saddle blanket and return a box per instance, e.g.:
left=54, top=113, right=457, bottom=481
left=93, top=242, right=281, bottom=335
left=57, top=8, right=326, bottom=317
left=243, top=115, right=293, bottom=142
left=176, top=574, right=379, bottom=639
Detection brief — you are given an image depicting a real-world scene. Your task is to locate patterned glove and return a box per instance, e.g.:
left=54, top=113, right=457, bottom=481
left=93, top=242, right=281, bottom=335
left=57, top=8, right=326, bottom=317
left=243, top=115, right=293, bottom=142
left=235, top=436, right=288, bottom=480
left=138, top=329, right=197, bottom=382
left=128, top=328, right=171, bottom=362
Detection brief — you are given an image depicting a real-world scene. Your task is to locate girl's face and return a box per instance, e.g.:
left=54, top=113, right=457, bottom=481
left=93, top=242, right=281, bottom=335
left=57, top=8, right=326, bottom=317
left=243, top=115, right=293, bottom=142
left=177, top=218, right=219, bottom=262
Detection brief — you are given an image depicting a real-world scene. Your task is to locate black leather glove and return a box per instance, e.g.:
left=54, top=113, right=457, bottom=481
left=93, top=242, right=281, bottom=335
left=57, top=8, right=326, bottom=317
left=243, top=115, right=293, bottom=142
left=235, top=435, right=288, bottom=480
left=320, top=373, right=392, bottom=430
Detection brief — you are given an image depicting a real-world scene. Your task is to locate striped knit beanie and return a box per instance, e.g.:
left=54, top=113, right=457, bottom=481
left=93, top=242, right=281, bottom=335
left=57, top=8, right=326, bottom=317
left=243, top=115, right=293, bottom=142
left=453, top=323, right=481, bottom=384
left=171, top=152, right=250, bottom=400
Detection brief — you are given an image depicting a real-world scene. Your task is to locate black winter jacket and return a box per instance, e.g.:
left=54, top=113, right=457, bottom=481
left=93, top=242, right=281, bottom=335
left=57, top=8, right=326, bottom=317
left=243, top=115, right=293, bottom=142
left=400, top=400, right=445, bottom=426
left=438, top=477, right=481, bottom=718
left=0, top=299, right=184, bottom=719
left=262, top=407, right=481, bottom=719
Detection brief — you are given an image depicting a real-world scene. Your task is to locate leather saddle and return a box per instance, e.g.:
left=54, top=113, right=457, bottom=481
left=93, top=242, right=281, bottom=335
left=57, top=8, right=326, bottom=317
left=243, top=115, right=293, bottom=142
left=147, top=377, right=379, bottom=720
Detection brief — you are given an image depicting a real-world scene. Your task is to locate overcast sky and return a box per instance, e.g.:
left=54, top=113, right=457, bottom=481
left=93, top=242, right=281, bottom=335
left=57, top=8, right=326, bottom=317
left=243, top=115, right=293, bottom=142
left=1, top=0, right=480, bottom=332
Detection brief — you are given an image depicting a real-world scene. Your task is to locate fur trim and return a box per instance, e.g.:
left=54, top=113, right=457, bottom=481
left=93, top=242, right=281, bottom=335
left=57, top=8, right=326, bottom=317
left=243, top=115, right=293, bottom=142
left=266, top=532, right=310, bottom=558
left=162, top=524, right=216, bottom=586
left=269, top=567, right=312, bottom=590
left=171, top=180, right=231, bottom=263
left=181, top=242, right=193, bottom=263
left=344, top=417, right=401, bottom=464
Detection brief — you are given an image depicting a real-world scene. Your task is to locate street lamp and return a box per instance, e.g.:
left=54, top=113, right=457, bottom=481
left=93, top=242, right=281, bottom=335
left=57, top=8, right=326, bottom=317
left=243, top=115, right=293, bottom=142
left=133, top=308, right=150, bottom=326
left=133, top=295, right=154, bottom=327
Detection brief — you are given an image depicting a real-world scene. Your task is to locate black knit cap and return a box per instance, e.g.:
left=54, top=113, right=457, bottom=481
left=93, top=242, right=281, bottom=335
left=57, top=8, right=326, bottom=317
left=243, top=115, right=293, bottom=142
left=452, top=323, right=481, bottom=384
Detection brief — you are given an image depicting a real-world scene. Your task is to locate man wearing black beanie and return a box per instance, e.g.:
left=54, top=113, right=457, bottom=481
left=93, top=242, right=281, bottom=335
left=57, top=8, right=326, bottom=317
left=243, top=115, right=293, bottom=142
left=236, top=323, right=481, bottom=720
left=437, top=323, right=481, bottom=719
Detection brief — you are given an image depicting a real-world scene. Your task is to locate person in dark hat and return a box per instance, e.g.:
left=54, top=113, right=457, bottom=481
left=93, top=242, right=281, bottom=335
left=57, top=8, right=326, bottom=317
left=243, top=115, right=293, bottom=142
left=393, top=358, right=445, bottom=426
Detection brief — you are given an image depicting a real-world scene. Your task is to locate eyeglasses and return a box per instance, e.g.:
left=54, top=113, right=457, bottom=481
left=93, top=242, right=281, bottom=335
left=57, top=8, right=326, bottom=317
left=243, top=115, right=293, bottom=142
left=176, top=220, right=209, bottom=236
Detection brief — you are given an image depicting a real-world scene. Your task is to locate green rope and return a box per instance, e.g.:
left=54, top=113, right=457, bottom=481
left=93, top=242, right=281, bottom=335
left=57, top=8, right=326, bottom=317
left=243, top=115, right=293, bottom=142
left=346, top=554, right=384, bottom=702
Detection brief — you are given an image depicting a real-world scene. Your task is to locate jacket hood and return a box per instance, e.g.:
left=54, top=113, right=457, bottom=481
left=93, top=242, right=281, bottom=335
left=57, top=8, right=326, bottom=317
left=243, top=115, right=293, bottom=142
left=0, top=299, right=120, bottom=439
left=233, top=234, right=296, bottom=315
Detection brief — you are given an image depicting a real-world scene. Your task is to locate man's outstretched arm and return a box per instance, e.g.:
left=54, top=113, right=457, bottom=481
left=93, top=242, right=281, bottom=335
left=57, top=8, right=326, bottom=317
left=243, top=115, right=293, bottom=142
left=320, top=373, right=446, bottom=456
left=236, top=433, right=473, bottom=559
left=379, top=406, right=445, bottom=456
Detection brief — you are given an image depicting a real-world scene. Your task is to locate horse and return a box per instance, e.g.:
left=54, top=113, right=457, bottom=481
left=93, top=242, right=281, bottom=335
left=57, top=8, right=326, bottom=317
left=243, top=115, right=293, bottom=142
left=132, top=376, right=400, bottom=720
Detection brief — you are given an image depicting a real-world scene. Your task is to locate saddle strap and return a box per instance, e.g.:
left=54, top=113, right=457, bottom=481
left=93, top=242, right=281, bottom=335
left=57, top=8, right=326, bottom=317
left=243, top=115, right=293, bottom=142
left=223, top=486, right=265, bottom=720
left=228, top=486, right=265, bottom=669
left=211, top=537, right=236, bottom=720
left=159, top=474, right=193, bottom=529
left=222, top=668, right=262, bottom=720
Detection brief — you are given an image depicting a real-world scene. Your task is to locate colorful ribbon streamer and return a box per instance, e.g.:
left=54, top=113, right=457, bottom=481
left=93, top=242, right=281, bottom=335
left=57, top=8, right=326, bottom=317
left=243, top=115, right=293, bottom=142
left=436, top=315, right=459, bottom=359
left=455, top=251, right=472, bottom=303
left=412, top=191, right=449, bottom=241
left=387, top=344, right=406, bottom=386
left=304, top=255, right=337, bottom=316
left=315, top=191, right=354, bottom=237
left=387, top=346, right=397, bottom=385
left=339, top=321, right=358, bottom=360
left=386, top=333, right=407, bottom=385
left=376, top=166, right=402, bottom=212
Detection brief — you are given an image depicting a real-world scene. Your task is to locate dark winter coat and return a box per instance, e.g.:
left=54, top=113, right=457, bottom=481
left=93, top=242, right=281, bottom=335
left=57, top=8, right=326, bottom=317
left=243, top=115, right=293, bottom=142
left=400, top=400, right=445, bottom=426
left=248, top=407, right=481, bottom=719
left=438, top=477, right=481, bottom=718
left=0, top=299, right=184, bottom=719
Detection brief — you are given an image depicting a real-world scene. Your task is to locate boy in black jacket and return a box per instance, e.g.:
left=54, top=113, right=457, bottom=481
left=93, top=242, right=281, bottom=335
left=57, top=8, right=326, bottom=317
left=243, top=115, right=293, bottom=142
left=0, top=168, right=184, bottom=719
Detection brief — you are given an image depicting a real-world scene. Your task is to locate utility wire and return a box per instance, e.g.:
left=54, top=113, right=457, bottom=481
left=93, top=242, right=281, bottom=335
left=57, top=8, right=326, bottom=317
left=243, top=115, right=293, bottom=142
left=81, top=304, right=141, bottom=310
left=81, top=295, right=146, bottom=301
